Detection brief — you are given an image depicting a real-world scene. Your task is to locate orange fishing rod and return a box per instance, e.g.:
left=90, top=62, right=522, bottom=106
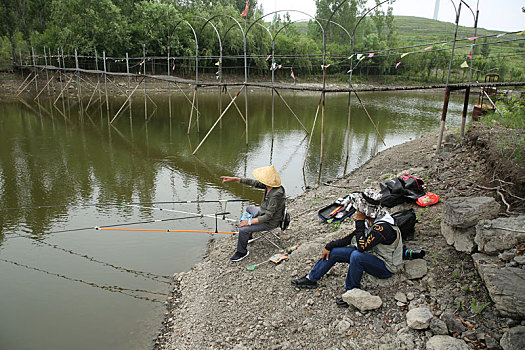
left=96, top=228, right=237, bottom=234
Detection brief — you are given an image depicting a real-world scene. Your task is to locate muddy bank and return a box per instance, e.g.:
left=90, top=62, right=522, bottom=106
left=154, top=130, right=524, bottom=349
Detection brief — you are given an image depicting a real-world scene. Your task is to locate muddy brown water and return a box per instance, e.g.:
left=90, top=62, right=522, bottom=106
left=0, top=89, right=472, bottom=349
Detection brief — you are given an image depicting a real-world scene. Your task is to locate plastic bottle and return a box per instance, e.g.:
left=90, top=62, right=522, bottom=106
left=403, top=248, right=426, bottom=260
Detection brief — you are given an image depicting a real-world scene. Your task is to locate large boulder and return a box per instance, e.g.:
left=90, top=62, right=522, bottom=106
left=475, top=215, right=525, bottom=255
left=472, top=253, right=525, bottom=318
left=342, top=288, right=382, bottom=312
left=442, top=197, right=500, bottom=228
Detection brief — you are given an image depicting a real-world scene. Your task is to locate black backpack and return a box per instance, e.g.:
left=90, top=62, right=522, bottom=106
left=391, top=208, right=417, bottom=241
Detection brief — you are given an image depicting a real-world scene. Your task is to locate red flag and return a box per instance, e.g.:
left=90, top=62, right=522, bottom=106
left=241, top=1, right=249, bottom=17
left=291, top=70, right=295, bottom=80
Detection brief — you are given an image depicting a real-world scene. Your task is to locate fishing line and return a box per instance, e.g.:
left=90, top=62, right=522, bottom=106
left=0, top=258, right=167, bottom=304
left=0, top=199, right=248, bottom=211
left=24, top=237, right=172, bottom=284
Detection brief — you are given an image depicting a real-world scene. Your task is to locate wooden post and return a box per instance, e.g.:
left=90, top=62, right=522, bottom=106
left=103, top=51, right=110, bottom=122
left=31, top=47, right=38, bottom=93
left=126, top=52, right=132, bottom=124
left=143, top=44, right=147, bottom=120
left=75, top=49, right=83, bottom=116
left=437, top=86, right=452, bottom=151
left=43, top=46, right=50, bottom=95
left=125, top=52, right=130, bottom=91
left=167, top=46, right=172, bottom=133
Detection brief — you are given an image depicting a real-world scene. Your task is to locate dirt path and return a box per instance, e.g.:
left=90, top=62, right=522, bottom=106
left=154, top=131, right=518, bottom=349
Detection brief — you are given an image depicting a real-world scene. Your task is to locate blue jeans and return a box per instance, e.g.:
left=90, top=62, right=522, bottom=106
left=308, top=246, right=392, bottom=290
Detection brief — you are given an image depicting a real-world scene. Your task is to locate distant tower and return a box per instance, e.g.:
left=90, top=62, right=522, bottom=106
left=433, top=0, right=440, bottom=20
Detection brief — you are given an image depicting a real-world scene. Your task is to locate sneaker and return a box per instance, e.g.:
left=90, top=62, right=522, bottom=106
left=336, top=298, right=349, bottom=308
left=230, top=250, right=249, bottom=262
left=291, top=275, right=317, bottom=289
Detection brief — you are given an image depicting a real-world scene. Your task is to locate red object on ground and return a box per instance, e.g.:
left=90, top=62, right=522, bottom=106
left=416, top=192, right=439, bottom=207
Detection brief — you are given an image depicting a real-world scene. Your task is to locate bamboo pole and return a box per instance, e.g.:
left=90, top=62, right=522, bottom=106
left=103, top=51, right=110, bottom=122
left=43, top=46, right=50, bottom=95
left=192, top=86, right=244, bottom=155
left=273, top=88, right=309, bottom=133
left=31, top=47, right=38, bottom=93
left=143, top=44, right=147, bottom=121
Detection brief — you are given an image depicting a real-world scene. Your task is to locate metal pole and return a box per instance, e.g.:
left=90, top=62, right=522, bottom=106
left=243, top=22, right=248, bottom=145
left=437, top=1, right=462, bottom=151
left=344, top=38, right=354, bottom=175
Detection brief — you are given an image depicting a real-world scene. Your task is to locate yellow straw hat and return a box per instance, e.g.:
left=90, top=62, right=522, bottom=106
left=252, top=165, right=282, bottom=187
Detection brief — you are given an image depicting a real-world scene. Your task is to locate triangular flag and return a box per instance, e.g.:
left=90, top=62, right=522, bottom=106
left=215, top=60, right=220, bottom=66
left=347, top=54, right=354, bottom=60
left=356, top=54, right=363, bottom=60
left=424, top=46, right=432, bottom=51
left=460, top=61, right=469, bottom=68
left=240, top=0, right=249, bottom=17
left=359, top=55, right=366, bottom=61
left=291, top=70, right=295, bottom=80
left=401, top=53, right=409, bottom=58
left=518, top=30, right=525, bottom=35
left=440, top=42, right=447, bottom=47
left=468, top=36, right=479, bottom=41
left=266, top=54, right=271, bottom=61
left=395, top=61, right=401, bottom=69
left=468, top=51, right=472, bottom=58
left=368, top=53, right=374, bottom=58
left=496, top=33, right=506, bottom=38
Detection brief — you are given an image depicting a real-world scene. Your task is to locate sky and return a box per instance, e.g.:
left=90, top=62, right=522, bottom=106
left=257, top=0, right=525, bottom=32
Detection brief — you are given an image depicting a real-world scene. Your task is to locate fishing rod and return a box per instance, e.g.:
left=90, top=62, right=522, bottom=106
left=0, top=199, right=249, bottom=211
left=97, top=228, right=237, bottom=235
left=19, top=213, right=211, bottom=236
left=121, top=203, right=238, bottom=223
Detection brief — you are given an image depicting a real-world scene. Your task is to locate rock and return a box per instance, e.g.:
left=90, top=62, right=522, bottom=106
left=500, top=326, right=525, bottom=350
left=475, top=216, right=525, bottom=254
left=441, top=221, right=477, bottom=252
left=499, top=250, right=516, bottom=262
left=406, top=307, right=433, bottom=330
left=334, top=320, right=352, bottom=334
left=426, top=335, right=469, bottom=350
left=442, top=196, right=500, bottom=228
left=472, top=253, right=525, bottom=318
left=485, top=336, right=502, bottom=350
left=342, top=289, right=383, bottom=311
left=394, top=291, right=408, bottom=303
left=429, top=318, right=448, bottom=335
left=406, top=292, right=415, bottom=301
left=404, top=259, right=428, bottom=279
left=514, top=255, right=525, bottom=265
left=440, top=312, right=466, bottom=334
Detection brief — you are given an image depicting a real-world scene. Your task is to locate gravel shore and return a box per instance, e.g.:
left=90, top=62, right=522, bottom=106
left=153, top=130, right=519, bottom=349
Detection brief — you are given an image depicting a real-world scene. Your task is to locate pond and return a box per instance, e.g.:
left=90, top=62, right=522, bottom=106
left=0, top=88, right=471, bottom=349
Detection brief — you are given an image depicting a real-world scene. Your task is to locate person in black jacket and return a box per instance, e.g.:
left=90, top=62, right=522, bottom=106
left=291, top=189, right=403, bottom=306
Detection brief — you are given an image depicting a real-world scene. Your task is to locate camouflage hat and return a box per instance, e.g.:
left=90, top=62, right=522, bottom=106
left=349, top=188, right=387, bottom=219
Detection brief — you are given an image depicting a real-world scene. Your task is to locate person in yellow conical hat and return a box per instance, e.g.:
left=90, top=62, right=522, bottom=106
left=221, top=165, right=285, bottom=262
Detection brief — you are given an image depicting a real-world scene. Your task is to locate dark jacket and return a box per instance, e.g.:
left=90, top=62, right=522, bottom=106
left=240, top=178, right=285, bottom=229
